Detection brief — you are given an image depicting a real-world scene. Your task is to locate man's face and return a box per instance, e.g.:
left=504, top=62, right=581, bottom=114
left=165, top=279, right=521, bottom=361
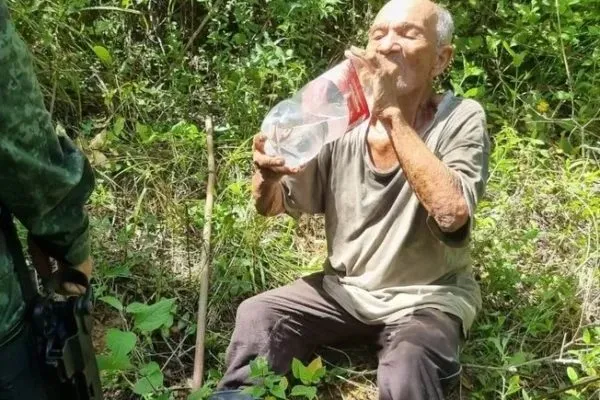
left=367, top=0, right=443, bottom=94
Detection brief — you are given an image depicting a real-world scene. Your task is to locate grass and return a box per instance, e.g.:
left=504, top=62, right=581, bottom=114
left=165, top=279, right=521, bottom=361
left=85, top=121, right=599, bottom=399
left=7, top=0, right=600, bottom=398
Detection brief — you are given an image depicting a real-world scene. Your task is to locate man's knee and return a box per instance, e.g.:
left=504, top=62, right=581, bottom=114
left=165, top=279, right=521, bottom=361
left=378, top=341, right=460, bottom=399
left=234, top=294, right=279, bottom=333
left=379, top=341, right=427, bottom=374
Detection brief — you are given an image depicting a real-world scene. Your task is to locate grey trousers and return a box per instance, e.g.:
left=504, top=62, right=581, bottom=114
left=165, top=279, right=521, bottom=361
left=218, top=273, right=464, bottom=400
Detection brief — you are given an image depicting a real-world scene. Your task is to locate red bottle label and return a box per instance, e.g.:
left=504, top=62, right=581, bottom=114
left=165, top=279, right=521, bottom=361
left=336, top=61, right=370, bottom=129
left=301, top=61, right=370, bottom=131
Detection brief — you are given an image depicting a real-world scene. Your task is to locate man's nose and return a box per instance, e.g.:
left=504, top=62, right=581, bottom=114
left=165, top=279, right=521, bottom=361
left=377, top=33, right=402, bottom=54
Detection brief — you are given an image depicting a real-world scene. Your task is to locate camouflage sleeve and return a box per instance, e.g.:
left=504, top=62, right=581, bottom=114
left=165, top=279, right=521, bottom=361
left=0, top=1, right=95, bottom=266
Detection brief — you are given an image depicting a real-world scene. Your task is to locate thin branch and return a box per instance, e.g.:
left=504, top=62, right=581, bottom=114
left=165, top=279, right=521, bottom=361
left=184, top=0, right=224, bottom=54
left=192, top=116, right=216, bottom=389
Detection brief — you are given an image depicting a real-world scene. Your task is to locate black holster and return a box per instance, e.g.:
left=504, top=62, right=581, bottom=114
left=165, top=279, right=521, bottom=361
left=0, top=207, right=103, bottom=400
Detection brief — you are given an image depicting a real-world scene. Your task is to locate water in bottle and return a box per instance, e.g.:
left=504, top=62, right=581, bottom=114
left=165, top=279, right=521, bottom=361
left=261, top=60, right=370, bottom=168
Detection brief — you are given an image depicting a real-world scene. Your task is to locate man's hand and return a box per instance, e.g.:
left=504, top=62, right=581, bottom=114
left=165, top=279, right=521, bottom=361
left=60, top=257, right=92, bottom=296
left=345, top=46, right=409, bottom=122
left=252, top=133, right=300, bottom=216
left=253, top=134, right=301, bottom=181
left=27, top=235, right=92, bottom=296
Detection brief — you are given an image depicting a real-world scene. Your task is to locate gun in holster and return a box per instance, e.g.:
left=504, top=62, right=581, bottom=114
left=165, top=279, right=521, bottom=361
left=0, top=207, right=103, bottom=400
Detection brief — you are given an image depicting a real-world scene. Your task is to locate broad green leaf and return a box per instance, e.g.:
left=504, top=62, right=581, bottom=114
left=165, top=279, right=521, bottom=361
left=506, top=375, right=520, bottom=395
left=270, top=384, right=287, bottom=399
left=99, top=296, right=123, bottom=311
left=249, top=356, right=269, bottom=378
left=583, top=329, right=591, bottom=344
left=96, top=352, right=132, bottom=371
left=127, top=298, right=175, bottom=333
left=464, top=87, right=481, bottom=98
left=133, top=362, right=164, bottom=395
left=280, top=376, right=289, bottom=391
left=567, top=367, right=578, bottom=383
left=265, top=374, right=281, bottom=388
left=512, top=52, right=526, bottom=67
left=306, top=357, right=323, bottom=375
left=106, top=329, right=137, bottom=357
left=290, top=385, right=317, bottom=400
left=126, top=302, right=147, bottom=313
left=92, top=45, right=113, bottom=66
left=242, top=386, right=267, bottom=398
left=291, top=358, right=303, bottom=380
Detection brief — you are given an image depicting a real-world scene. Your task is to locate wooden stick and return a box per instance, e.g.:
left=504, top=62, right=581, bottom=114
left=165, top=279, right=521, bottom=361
left=192, top=116, right=216, bottom=390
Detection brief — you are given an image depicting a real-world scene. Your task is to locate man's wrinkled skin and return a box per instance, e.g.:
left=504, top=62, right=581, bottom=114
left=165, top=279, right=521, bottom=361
left=252, top=0, right=468, bottom=233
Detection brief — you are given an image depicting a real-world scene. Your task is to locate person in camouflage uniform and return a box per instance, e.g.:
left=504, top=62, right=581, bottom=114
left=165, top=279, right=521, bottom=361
left=0, top=0, right=95, bottom=398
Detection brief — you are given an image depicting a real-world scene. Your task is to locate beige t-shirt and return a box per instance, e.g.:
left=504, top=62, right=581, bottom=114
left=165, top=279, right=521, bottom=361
left=281, top=92, right=490, bottom=336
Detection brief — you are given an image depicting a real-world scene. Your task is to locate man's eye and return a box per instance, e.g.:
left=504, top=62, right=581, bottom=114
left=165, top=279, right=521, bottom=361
left=404, top=30, right=420, bottom=39
left=371, top=31, right=385, bottom=40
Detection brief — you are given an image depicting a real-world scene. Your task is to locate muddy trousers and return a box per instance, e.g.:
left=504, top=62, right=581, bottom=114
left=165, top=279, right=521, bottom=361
left=218, top=273, right=464, bottom=400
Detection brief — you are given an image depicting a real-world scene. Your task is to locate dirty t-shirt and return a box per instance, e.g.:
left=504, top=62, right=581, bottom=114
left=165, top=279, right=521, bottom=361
left=281, top=92, right=490, bottom=336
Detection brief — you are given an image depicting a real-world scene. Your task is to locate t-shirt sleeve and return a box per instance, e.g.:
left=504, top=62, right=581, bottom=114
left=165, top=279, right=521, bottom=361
left=426, top=100, right=490, bottom=247
left=280, top=144, right=332, bottom=218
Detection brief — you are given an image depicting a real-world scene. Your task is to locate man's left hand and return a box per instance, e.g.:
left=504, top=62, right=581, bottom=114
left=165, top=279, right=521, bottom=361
left=27, top=235, right=92, bottom=296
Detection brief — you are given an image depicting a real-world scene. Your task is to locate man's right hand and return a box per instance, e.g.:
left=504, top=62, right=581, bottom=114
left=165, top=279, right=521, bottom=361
left=252, top=134, right=301, bottom=182
left=252, top=133, right=300, bottom=216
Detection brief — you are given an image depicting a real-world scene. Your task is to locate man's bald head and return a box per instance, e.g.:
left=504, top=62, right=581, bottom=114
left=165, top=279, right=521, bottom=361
left=373, top=0, right=454, bottom=47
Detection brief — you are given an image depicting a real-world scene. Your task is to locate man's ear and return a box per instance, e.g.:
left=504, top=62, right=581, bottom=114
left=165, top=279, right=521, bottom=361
left=432, top=45, right=454, bottom=78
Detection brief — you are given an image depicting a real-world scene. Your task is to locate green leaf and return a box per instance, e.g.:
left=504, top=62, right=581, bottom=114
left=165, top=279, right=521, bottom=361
left=290, top=385, right=317, bottom=399
left=133, top=362, right=164, bottom=395
left=512, top=52, right=526, bottom=67
left=127, top=298, right=175, bottom=333
left=506, top=375, right=521, bottom=395
left=567, top=367, right=579, bottom=383
left=583, top=329, right=592, bottom=344
left=265, top=374, right=281, bottom=388
left=249, top=357, right=269, bottom=378
left=306, top=357, right=322, bottom=375
left=126, top=302, right=147, bottom=313
left=270, top=384, right=287, bottom=399
left=113, top=117, right=125, bottom=136
left=291, top=358, right=303, bottom=380
left=188, top=385, right=213, bottom=400
left=92, top=45, right=113, bottom=66
left=106, top=329, right=137, bottom=357
left=96, top=352, right=132, bottom=371
left=99, top=296, right=123, bottom=311
left=242, top=386, right=267, bottom=398
left=280, top=376, right=289, bottom=391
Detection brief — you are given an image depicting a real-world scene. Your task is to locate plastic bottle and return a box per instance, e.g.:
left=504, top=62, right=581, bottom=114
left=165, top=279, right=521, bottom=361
left=261, top=60, right=370, bottom=168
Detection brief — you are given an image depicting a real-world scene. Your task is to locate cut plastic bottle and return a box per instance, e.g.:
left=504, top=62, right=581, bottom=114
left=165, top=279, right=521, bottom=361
left=261, top=60, right=371, bottom=168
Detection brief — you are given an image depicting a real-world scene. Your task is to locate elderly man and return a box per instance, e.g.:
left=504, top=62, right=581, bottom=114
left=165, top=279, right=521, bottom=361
left=213, top=0, right=489, bottom=399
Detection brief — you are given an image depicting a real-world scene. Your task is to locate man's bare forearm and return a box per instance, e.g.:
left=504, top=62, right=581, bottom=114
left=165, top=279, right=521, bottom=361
left=252, top=171, right=286, bottom=216
left=382, top=110, right=469, bottom=232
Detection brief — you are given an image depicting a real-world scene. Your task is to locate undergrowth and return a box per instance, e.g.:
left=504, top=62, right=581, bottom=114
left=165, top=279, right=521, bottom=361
left=8, top=0, right=600, bottom=398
